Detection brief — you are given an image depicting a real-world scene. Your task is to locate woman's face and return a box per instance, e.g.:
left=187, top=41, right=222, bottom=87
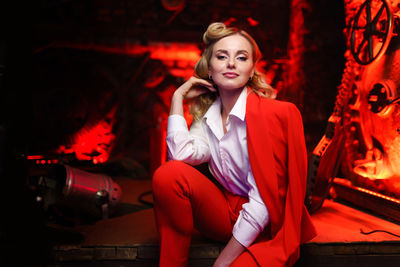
left=208, top=34, right=255, bottom=92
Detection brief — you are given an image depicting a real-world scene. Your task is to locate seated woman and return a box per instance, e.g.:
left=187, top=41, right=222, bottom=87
left=152, top=22, right=316, bottom=267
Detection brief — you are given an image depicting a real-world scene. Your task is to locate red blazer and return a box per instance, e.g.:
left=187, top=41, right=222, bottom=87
left=246, top=91, right=317, bottom=266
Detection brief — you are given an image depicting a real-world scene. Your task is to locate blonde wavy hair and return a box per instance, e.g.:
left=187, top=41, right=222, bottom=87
left=191, top=22, right=275, bottom=121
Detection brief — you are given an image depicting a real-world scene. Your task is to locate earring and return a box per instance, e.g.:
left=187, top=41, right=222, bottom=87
left=249, top=76, right=253, bottom=81
left=209, top=74, right=212, bottom=80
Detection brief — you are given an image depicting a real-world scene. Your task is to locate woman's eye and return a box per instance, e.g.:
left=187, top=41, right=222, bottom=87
left=217, top=55, right=227, bottom=60
left=237, top=56, right=248, bottom=61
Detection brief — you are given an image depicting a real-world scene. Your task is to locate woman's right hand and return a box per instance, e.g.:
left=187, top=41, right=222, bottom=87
left=174, top=76, right=216, bottom=100
left=170, top=76, right=216, bottom=116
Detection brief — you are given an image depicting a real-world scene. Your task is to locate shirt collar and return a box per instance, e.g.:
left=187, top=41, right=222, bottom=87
left=203, top=87, right=247, bottom=123
left=229, top=87, right=247, bottom=122
left=203, top=96, right=221, bottom=124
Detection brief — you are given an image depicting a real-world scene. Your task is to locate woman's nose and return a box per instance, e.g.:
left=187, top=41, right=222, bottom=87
left=227, top=58, right=235, bottom=68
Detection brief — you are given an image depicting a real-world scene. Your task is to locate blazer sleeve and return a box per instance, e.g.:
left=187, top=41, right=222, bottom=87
left=246, top=93, right=316, bottom=267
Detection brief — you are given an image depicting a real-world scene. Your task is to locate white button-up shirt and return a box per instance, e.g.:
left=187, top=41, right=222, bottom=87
left=166, top=88, right=269, bottom=248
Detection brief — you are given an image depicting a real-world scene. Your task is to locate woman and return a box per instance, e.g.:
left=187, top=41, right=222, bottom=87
left=152, top=22, right=316, bottom=267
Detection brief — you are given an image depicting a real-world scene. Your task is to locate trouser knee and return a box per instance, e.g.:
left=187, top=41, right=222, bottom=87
left=152, top=160, right=189, bottom=196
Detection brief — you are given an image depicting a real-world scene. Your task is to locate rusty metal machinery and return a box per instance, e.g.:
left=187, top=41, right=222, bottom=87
left=343, top=0, right=400, bottom=193
left=350, top=0, right=394, bottom=65
left=307, top=0, right=400, bottom=221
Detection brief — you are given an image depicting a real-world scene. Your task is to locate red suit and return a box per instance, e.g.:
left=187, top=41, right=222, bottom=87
left=153, top=90, right=317, bottom=266
left=245, top=91, right=317, bottom=266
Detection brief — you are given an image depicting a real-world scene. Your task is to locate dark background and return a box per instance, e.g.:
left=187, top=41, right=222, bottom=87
left=0, top=1, right=346, bottom=266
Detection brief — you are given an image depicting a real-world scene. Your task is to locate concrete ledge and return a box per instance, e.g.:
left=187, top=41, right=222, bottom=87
left=54, top=242, right=224, bottom=263
left=53, top=241, right=400, bottom=267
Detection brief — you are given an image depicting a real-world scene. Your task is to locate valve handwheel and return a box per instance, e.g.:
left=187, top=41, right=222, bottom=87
left=351, top=0, right=393, bottom=65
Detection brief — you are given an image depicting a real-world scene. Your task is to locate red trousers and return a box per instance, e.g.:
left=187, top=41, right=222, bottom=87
left=152, top=160, right=260, bottom=266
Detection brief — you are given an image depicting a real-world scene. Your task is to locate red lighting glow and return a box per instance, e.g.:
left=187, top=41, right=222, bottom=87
left=247, top=17, right=259, bottom=27
left=27, top=155, right=45, bottom=160
left=137, top=43, right=201, bottom=63
left=50, top=42, right=201, bottom=79
left=57, top=107, right=117, bottom=164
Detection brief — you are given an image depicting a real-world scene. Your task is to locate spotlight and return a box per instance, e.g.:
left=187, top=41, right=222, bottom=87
left=37, top=164, right=122, bottom=220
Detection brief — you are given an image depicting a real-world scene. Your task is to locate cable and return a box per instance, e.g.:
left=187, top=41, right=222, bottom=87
left=360, top=228, right=400, bottom=238
left=138, top=190, right=154, bottom=207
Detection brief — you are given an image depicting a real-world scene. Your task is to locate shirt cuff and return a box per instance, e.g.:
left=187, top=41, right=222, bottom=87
left=167, top=114, right=188, bottom=135
left=232, top=213, right=261, bottom=248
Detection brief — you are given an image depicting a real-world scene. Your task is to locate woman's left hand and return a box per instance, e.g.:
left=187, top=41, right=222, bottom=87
left=213, top=236, right=246, bottom=267
left=213, top=258, right=232, bottom=267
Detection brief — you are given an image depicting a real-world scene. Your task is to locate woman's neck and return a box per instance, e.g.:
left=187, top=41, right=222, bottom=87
left=219, top=87, right=244, bottom=118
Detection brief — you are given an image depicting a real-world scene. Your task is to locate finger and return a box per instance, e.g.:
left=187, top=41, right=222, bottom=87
left=190, top=76, right=214, bottom=88
left=190, top=77, right=216, bottom=92
left=192, top=87, right=210, bottom=95
left=206, top=85, right=217, bottom=92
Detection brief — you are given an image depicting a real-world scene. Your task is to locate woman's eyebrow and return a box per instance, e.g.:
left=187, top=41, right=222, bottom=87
left=215, top=49, right=228, bottom=54
left=236, top=50, right=249, bottom=55
left=215, top=49, right=249, bottom=55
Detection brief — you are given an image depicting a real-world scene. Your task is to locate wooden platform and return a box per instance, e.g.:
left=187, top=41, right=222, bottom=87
left=45, top=177, right=400, bottom=266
